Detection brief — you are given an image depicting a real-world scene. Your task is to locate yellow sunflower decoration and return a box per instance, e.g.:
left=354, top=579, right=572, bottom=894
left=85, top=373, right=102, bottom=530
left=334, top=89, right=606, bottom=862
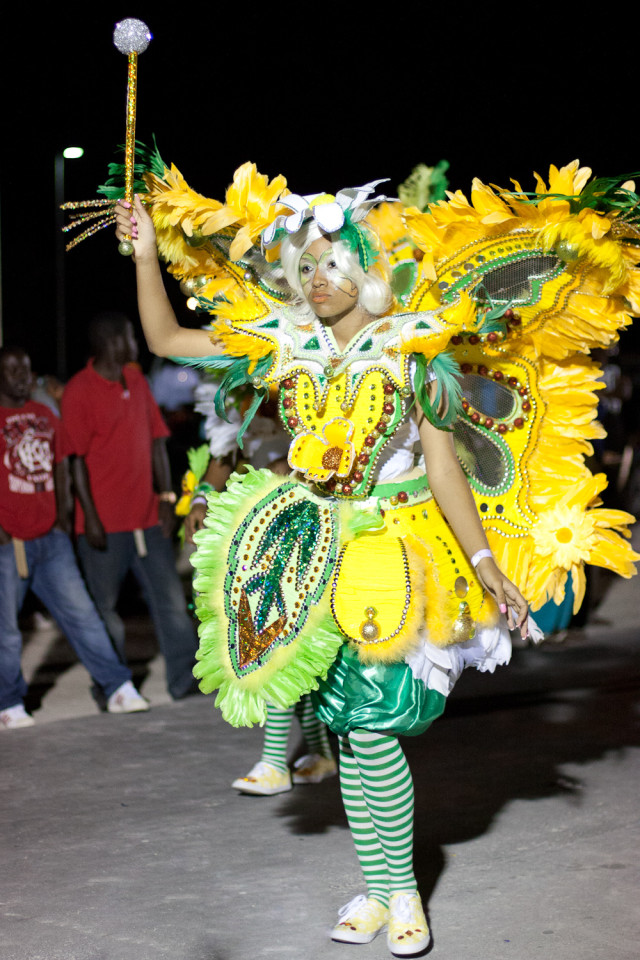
left=288, top=418, right=356, bottom=483
left=527, top=475, right=636, bottom=611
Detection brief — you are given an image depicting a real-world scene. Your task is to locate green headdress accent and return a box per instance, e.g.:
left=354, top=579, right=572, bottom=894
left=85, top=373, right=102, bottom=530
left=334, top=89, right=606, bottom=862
left=339, top=211, right=381, bottom=272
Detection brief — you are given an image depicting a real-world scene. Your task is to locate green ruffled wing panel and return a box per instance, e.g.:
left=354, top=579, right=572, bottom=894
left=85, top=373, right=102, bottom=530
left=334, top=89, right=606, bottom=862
left=191, top=467, right=344, bottom=726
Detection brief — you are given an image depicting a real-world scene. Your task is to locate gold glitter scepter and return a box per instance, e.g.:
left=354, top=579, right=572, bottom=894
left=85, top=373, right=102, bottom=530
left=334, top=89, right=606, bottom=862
left=113, top=18, right=152, bottom=256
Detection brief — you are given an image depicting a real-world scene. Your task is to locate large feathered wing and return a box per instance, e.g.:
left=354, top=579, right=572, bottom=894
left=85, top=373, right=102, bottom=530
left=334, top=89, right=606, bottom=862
left=388, top=160, right=640, bottom=611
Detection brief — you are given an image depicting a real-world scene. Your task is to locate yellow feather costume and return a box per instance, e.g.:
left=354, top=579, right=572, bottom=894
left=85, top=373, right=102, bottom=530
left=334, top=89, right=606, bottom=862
left=138, top=157, right=638, bottom=725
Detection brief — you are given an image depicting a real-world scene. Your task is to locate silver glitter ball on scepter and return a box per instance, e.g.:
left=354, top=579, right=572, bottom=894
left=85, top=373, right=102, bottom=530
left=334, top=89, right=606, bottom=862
left=113, top=18, right=152, bottom=55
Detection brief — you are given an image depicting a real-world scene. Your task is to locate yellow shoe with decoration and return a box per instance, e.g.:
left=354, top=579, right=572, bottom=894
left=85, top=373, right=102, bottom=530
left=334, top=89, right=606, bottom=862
left=331, top=894, right=389, bottom=944
left=387, top=892, right=430, bottom=955
left=231, top=760, right=292, bottom=796
left=292, top=753, right=337, bottom=784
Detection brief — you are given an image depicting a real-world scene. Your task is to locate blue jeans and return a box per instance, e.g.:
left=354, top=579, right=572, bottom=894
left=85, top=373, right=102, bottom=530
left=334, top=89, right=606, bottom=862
left=77, top=525, right=198, bottom=699
left=0, top=529, right=132, bottom=711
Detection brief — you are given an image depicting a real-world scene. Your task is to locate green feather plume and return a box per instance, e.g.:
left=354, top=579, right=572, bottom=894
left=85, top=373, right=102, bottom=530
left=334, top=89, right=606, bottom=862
left=171, top=353, right=272, bottom=450
left=187, top=444, right=212, bottom=481
left=97, top=137, right=167, bottom=199
left=398, top=161, right=450, bottom=211
left=341, top=210, right=380, bottom=271
left=413, top=351, right=462, bottom=430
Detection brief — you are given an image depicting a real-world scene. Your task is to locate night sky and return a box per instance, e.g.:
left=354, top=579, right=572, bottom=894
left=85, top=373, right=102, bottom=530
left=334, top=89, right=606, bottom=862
left=3, top=10, right=638, bottom=378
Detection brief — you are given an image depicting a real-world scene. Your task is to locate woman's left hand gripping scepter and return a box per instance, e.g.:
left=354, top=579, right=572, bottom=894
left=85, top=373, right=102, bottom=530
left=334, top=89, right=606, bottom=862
left=112, top=17, right=152, bottom=257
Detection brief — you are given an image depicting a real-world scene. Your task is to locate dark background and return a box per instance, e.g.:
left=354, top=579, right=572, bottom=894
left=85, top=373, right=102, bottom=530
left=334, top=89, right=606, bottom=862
left=2, top=9, right=638, bottom=378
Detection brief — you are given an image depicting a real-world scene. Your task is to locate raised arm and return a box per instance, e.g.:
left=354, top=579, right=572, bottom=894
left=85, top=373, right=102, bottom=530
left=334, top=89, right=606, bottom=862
left=114, top=195, right=222, bottom=359
left=416, top=403, right=528, bottom=634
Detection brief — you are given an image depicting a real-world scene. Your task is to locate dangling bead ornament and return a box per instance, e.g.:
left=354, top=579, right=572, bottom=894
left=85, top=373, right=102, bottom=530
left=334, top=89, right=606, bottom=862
left=450, top=601, right=476, bottom=643
left=359, top=606, right=380, bottom=641
left=180, top=275, right=209, bottom=297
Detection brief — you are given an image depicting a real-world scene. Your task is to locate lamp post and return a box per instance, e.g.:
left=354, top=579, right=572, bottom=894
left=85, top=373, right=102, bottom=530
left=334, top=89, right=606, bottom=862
left=54, top=147, right=83, bottom=380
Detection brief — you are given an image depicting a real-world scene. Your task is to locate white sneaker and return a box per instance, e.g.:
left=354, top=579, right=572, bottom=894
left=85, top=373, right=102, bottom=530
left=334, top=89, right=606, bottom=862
left=231, top=760, right=292, bottom=795
left=106, top=681, right=150, bottom=714
left=0, top=704, right=35, bottom=730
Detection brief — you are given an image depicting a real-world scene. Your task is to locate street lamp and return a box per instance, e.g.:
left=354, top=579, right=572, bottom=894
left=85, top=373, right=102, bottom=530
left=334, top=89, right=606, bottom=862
left=54, top=147, right=84, bottom=380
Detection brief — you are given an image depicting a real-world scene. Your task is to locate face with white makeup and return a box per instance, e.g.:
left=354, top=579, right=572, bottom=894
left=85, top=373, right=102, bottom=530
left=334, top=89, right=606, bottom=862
left=278, top=220, right=393, bottom=346
left=298, top=237, right=360, bottom=320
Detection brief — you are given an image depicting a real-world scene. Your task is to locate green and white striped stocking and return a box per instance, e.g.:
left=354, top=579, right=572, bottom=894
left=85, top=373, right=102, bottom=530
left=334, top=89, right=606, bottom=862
left=261, top=704, right=294, bottom=773
left=339, top=729, right=417, bottom=903
left=262, top=697, right=332, bottom=772
left=339, top=734, right=390, bottom=906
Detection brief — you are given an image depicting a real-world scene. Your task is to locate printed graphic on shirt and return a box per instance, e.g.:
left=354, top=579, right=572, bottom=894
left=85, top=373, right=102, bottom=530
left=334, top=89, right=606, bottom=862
left=2, top=411, right=54, bottom=493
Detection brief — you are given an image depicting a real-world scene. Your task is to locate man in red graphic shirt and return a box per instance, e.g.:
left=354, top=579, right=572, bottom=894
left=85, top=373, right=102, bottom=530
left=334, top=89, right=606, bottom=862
left=0, top=347, right=149, bottom=729
left=62, top=314, right=198, bottom=699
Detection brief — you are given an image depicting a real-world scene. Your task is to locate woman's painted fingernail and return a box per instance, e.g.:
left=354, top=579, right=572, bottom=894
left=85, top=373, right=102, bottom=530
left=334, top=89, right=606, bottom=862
left=131, top=217, right=137, bottom=225
left=122, top=200, right=131, bottom=208
left=500, top=603, right=507, bottom=614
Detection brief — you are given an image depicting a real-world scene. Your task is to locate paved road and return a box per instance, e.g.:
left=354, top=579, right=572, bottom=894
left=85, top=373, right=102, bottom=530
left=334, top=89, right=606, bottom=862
left=2, top=544, right=639, bottom=960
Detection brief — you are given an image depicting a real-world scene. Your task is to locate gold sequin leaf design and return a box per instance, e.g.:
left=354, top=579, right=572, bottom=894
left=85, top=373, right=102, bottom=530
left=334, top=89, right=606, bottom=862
left=237, top=590, right=287, bottom=668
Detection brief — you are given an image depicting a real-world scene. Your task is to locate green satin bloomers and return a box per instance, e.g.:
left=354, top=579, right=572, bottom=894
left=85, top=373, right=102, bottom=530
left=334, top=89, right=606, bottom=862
left=312, top=643, right=446, bottom=737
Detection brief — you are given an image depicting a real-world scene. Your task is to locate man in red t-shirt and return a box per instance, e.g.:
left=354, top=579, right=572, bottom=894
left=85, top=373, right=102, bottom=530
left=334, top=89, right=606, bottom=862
left=61, top=314, right=198, bottom=700
left=0, top=347, right=149, bottom=729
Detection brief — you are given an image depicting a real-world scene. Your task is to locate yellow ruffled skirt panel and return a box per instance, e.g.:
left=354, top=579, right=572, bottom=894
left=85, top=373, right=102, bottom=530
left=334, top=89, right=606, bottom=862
left=331, top=476, right=499, bottom=664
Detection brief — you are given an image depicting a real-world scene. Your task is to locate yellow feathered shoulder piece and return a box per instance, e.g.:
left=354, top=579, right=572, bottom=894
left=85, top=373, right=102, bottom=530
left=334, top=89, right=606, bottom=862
left=144, top=160, right=295, bottom=360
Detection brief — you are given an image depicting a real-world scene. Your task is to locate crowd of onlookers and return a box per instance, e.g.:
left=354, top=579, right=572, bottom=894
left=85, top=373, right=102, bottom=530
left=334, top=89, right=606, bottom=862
left=0, top=314, right=200, bottom=730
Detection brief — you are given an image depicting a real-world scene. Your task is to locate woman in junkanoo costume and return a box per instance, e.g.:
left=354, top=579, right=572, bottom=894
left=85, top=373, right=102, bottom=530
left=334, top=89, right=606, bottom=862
left=115, top=187, right=528, bottom=956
